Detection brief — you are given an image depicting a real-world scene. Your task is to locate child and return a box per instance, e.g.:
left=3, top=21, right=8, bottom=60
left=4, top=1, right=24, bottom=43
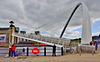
left=16, top=51, right=19, bottom=57
left=22, top=48, right=25, bottom=59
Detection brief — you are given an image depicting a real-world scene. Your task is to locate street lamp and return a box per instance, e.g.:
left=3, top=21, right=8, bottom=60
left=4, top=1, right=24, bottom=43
left=9, top=21, right=14, bottom=43
left=9, top=21, right=14, bottom=25
left=9, top=21, right=14, bottom=56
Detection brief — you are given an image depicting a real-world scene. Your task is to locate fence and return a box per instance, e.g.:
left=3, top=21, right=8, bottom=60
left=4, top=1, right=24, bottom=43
left=0, top=46, right=63, bottom=56
left=16, top=46, right=63, bottom=56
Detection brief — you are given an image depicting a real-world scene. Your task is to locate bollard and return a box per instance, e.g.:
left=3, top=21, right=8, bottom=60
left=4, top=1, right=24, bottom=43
left=92, top=46, right=94, bottom=55
left=27, top=47, right=29, bottom=56
left=61, top=47, right=63, bottom=55
left=44, top=47, right=46, bottom=56
left=79, top=46, right=81, bottom=56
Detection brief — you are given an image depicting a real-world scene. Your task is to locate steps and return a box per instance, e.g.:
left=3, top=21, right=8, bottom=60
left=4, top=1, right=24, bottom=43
left=0, top=47, right=9, bottom=56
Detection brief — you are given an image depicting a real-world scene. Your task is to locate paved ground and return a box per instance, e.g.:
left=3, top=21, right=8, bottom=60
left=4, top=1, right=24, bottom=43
left=0, top=46, right=100, bottom=62
left=0, top=54, right=100, bottom=62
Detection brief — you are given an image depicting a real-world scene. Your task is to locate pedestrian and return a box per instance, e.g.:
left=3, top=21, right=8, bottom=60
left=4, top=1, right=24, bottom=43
left=95, top=41, right=98, bottom=51
left=22, top=48, right=25, bottom=59
left=52, top=44, right=56, bottom=56
left=9, top=42, right=12, bottom=57
left=16, top=51, right=19, bottom=57
left=11, top=44, right=16, bottom=58
left=90, top=41, right=93, bottom=45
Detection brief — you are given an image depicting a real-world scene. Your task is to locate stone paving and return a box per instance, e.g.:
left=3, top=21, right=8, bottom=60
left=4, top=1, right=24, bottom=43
left=0, top=54, right=100, bottom=62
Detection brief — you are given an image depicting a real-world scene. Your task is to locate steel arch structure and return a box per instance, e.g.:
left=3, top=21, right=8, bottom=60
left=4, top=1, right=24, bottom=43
left=60, top=3, right=92, bottom=44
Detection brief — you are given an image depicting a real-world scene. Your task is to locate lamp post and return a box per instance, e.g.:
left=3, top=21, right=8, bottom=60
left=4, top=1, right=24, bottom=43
left=9, top=21, right=14, bottom=56
left=9, top=21, right=14, bottom=43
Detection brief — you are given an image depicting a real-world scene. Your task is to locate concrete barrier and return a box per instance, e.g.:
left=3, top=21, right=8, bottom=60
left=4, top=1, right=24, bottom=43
left=78, top=45, right=95, bottom=55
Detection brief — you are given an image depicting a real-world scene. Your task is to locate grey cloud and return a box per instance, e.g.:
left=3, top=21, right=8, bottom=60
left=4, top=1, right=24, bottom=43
left=0, top=0, right=100, bottom=38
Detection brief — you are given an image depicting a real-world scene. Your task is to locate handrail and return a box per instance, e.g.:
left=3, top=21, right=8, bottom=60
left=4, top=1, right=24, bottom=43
left=12, top=33, right=70, bottom=47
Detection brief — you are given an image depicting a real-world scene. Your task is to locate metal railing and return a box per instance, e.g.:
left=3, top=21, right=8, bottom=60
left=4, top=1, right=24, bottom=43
left=12, top=33, right=70, bottom=47
left=0, top=46, right=63, bottom=56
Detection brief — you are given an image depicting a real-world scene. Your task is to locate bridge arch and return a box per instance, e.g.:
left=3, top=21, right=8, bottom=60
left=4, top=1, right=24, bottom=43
left=60, top=2, right=92, bottom=44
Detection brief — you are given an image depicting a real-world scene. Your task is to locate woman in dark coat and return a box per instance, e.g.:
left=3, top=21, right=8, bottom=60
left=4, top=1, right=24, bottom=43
left=52, top=44, right=56, bottom=56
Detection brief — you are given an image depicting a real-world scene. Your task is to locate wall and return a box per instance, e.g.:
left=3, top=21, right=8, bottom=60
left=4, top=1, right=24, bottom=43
left=0, top=28, right=9, bottom=46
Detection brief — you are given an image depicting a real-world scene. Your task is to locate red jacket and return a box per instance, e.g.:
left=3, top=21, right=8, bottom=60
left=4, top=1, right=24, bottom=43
left=11, top=46, right=16, bottom=51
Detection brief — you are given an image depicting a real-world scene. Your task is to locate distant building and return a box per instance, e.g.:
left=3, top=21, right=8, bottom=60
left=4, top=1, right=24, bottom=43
left=20, top=31, right=26, bottom=34
left=92, top=35, right=100, bottom=43
left=70, top=35, right=100, bottom=45
left=35, top=31, right=40, bottom=35
left=0, top=25, right=19, bottom=46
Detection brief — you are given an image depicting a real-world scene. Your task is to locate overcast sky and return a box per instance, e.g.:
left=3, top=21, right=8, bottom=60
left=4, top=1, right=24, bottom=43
left=0, top=0, right=100, bottom=39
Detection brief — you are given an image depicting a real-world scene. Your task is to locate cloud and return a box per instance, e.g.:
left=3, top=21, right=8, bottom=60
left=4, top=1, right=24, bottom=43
left=64, top=30, right=80, bottom=39
left=92, top=32, right=100, bottom=36
left=0, top=0, right=100, bottom=39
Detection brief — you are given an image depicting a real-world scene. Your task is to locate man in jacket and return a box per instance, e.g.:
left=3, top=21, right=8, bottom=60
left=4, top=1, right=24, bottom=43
left=11, top=44, right=16, bottom=57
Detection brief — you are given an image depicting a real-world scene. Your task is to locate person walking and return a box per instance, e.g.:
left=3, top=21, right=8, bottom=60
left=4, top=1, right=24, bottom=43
left=11, top=44, right=16, bottom=57
left=22, top=48, right=25, bottom=59
left=52, top=44, right=56, bottom=56
left=9, top=43, right=12, bottom=57
left=95, top=41, right=98, bottom=51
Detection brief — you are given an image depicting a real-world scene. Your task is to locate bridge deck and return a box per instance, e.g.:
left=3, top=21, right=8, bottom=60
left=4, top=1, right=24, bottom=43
left=12, top=33, right=70, bottom=47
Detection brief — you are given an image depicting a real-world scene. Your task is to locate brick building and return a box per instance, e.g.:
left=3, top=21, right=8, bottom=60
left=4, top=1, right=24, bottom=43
left=0, top=25, right=19, bottom=46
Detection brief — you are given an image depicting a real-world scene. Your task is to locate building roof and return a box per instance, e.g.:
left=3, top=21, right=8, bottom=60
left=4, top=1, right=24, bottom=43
left=0, top=28, right=9, bottom=30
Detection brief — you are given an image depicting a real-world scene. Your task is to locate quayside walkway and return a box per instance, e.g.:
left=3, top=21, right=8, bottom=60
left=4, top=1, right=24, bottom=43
left=0, top=54, right=100, bottom=62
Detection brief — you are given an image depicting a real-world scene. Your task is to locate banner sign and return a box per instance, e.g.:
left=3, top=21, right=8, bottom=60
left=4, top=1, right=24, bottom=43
left=0, top=34, right=6, bottom=42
